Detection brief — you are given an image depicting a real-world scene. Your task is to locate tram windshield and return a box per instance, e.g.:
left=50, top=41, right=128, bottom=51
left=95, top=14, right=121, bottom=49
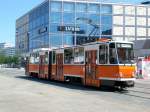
left=116, top=43, right=134, bottom=64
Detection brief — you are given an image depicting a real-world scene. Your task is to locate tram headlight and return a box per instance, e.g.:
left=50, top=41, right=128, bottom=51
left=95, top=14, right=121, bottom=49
left=132, top=71, right=135, bottom=78
left=119, top=72, right=123, bottom=78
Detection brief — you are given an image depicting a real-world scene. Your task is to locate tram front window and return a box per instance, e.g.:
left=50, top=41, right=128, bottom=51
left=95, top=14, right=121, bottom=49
left=109, top=43, right=118, bottom=64
left=117, top=43, right=134, bottom=64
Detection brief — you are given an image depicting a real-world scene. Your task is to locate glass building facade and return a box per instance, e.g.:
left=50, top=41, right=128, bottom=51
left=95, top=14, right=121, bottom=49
left=16, top=0, right=150, bottom=55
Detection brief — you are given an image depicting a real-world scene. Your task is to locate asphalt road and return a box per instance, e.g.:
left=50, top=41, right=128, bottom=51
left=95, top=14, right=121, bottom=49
left=0, top=68, right=150, bottom=112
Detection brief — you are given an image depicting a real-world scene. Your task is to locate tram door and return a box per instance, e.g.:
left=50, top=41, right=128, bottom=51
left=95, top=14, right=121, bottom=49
left=85, top=50, right=100, bottom=87
left=56, top=53, right=64, bottom=81
left=39, top=55, right=45, bottom=78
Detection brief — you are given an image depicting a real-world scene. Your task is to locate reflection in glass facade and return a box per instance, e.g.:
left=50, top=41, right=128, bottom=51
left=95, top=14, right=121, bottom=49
left=16, top=0, right=150, bottom=55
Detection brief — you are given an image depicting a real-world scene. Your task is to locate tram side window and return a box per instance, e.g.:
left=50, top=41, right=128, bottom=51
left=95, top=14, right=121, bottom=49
left=74, top=47, right=84, bottom=64
left=29, top=55, right=35, bottom=64
left=45, top=52, right=48, bottom=64
left=64, top=48, right=74, bottom=64
left=52, top=51, right=56, bottom=64
left=99, top=45, right=108, bottom=64
left=30, top=53, right=39, bottom=64
left=109, top=43, right=118, bottom=64
left=34, top=53, right=39, bottom=64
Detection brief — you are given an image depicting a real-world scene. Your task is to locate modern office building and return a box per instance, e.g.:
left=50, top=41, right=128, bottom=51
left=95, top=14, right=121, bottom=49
left=16, top=0, right=150, bottom=57
left=0, top=43, right=13, bottom=49
left=4, top=47, right=16, bottom=57
left=0, top=43, right=15, bottom=56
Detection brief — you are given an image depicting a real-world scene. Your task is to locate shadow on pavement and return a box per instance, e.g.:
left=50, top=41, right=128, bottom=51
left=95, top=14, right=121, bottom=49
left=15, top=76, right=118, bottom=93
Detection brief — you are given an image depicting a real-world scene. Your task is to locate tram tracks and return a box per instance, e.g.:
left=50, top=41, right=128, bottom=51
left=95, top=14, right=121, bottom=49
left=116, top=85, right=150, bottom=100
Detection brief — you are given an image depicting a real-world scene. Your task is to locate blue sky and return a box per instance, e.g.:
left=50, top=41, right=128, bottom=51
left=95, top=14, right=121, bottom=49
left=0, top=0, right=144, bottom=46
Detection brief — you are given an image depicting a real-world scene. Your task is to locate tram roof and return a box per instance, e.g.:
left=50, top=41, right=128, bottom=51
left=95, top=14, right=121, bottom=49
left=28, top=40, right=133, bottom=54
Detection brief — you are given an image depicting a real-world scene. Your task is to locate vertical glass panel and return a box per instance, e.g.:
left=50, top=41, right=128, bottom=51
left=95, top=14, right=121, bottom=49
left=113, top=5, right=124, bottom=14
left=137, top=28, right=146, bottom=36
left=88, top=14, right=100, bottom=25
left=113, top=37, right=124, bottom=41
left=76, top=13, right=87, bottom=24
left=63, top=35, right=74, bottom=46
left=101, top=15, right=112, bottom=25
left=64, top=2, right=75, bottom=12
left=148, top=28, right=150, bottom=36
left=148, top=18, right=150, bottom=26
left=88, top=4, right=100, bottom=14
left=125, top=27, right=135, bottom=36
left=113, top=26, right=123, bottom=35
left=137, top=17, right=146, bottom=26
left=74, top=47, right=84, bottom=64
left=63, top=13, right=75, bottom=24
left=125, top=37, right=135, bottom=41
left=87, top=25, right=100, bottom=36
left=148, top=8, right=150, bottom=16
left=101, top=5, right=112, bottom=14
left=50, top=12, right=62, bottom=23
left=125, top=16, right=135, bottom=26
left=125, top=6, right=135, bottom=15
left=113, top=16, right=123, bottom=25
left=50, top=1, right=62, bottom=12
left=50, top=23, right=59, bottom=33
left=76, top=24, right=87, bottom=35
left=50, top=34, right=62, bottom=48
left=101, top=25, right=112, bottom=35
left=137, top=7, right=146, bottom=16
left=76, top=3, right=87, bottom=12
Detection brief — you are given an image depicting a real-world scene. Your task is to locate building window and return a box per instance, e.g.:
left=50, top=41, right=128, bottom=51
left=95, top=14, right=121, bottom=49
left=125, top=27, right=135, bottom=36
left=137, top=17, right=146, bottom=26
left=137, top=28, right=146, bottom=36
left=63, top=35, right=74, bottom=46
left=50, top=23, right=59, bottom=33
left=50, top=12, right=62, bottom=23
left=50, top=1, right=62, bottom=12
left=125, top=6, right=135, bottom=15
left=50, top=34, right=62, bottom=48
left=113, top=26, right=123, bottom=35
left=101, top=15, right=112, bottom=25
left=88, top=4, right=100, bottom=14
left=113, top=5, right=124, bottom=14
left=63, top=2, right=75, bottom=12
left=125, top=16, right=135, bottom=26
left=76, top=3, right=87, bottom=12
left=136, top=6, right=146, bottom=16
left=113, top=16, right=123, bottom=25
left=88, top=14, right=100, bottom=25
left=101, top=25, right=112, bottom=35
left=101, top=5, right=112, bottom=14
left=63, top=13, right=75, bottom=24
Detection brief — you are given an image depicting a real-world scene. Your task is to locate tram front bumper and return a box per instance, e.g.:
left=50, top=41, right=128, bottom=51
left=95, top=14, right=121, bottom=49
left=99, top=77, right=135, bottom=87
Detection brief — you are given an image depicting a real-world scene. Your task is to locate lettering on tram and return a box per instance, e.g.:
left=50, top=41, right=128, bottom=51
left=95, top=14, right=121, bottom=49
left=25, top=41, right=136, bottom=89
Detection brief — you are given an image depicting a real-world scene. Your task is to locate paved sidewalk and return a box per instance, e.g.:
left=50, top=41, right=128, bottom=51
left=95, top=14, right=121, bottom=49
left=135, top=78, right=150, bottom=85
